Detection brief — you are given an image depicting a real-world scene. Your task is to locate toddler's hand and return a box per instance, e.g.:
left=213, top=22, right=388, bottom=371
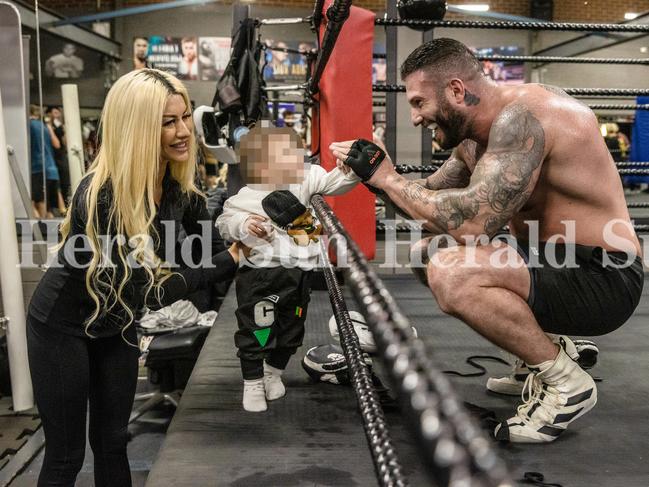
left=244, top=215, right=274, bottom=241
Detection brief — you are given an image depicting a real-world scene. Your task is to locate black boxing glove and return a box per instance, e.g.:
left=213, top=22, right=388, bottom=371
left=344, top=139, right=386, bottom=182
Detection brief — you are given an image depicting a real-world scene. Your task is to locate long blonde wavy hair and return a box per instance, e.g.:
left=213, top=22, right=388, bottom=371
left=57, top=69, right=200, bottom=338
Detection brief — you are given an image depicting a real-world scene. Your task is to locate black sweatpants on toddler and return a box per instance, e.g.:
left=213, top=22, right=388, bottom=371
left=235, top=266, right=312, bottom=380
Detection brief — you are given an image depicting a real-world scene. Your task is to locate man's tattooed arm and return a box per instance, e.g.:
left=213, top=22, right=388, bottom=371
left=421, top=141, right=474, bottom=190
left=382, top=104, right=545, bottom=237
left=376, top=143, right=472, bottom=219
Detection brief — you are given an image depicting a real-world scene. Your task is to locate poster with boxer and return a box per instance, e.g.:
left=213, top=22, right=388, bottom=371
left=262, top=40, right=314, bottom=82
left=473, top=45, right=525, bottom=85
left=134, top=36, right=231, bottom=81
left=198, top=37, right=231, bottom=81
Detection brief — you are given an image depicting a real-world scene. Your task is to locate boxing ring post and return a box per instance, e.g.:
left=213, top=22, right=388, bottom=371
left=61, top=84, right=86, bottom=195
left=0, top=89, right=34, bottom=412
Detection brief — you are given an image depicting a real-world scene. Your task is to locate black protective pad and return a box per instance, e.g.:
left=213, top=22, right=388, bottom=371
left=146, top=285, right=429, bottom=486
left=148, top=276, right=649, bottom=486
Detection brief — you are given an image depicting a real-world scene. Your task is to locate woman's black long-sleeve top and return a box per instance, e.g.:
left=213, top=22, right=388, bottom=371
left=28, top=170, right=238, bottom=338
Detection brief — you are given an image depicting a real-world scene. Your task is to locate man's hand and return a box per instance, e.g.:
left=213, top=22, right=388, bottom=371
left=244, top=215, right=273, bottom=241
left=330, top=139, right=396, bottom=187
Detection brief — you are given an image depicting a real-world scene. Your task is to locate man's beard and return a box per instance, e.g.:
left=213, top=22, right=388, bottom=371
left=435, top=98, right=466, bottom=150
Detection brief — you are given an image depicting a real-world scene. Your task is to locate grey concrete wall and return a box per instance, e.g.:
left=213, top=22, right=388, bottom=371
left=533, top=31, right=649, bottom=91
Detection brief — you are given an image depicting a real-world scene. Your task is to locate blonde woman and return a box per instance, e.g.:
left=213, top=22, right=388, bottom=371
left=27, top=69, right=242, bottom=486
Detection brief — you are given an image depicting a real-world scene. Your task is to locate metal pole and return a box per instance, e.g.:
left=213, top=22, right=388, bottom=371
left=420, top=30, right=433, bottom=169
left=61, top=84, right=85, bottom=194
left=0, top=89, right=34, bottom=412
left=384, top=2, right=398, bottom=222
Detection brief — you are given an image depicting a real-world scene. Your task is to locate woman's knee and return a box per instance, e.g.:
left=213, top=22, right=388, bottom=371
left=41, top=445, right=85, bottom=483
left=89, top=425, right=129, bottom=455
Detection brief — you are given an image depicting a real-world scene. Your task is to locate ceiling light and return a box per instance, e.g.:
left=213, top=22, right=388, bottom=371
left=625, top=12, right=639, bottom=20
left=455, top=4, right=490, bottom=12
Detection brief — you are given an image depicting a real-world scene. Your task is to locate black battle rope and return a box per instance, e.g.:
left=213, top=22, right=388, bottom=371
left=443, top=356, right=511, bottom=378
left=375, top=17, right=649, bottom=33
left=311, top=195, right=513, bottom=487
left=307, top=0, right=352, bottom=97
left=318, top=241, right=408, bottom=487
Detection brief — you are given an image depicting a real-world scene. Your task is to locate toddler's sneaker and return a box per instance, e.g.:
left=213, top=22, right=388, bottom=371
left=243, top=379, right=267, bottom=412
left=263, top=362, right=286, bottom=401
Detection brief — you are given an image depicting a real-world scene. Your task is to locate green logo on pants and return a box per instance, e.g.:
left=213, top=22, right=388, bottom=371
left=253, top=328, right=271, bottom=347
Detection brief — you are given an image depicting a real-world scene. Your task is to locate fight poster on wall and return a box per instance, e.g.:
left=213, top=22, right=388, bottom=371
left=262, top=40, right=315, bottom=83
left=132, top=36, right=231, bottom=81
left=472, top=45, right=525, bottom=85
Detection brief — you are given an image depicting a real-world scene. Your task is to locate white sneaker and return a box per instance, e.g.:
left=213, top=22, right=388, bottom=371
left=486, top=335, right=580, bottom=396
left=494, top=347, right=597, bottom=443
left=263, top=362, right=286, bottom=401
left=573, top=339, right=599, bottom=369
left=243, top=379, right=267, bottom=412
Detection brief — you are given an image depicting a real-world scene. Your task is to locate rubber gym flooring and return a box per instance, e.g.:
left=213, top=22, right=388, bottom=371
left=146, top=274, right=649, bottom=487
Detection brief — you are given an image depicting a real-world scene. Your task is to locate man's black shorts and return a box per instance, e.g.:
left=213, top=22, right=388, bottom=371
left=504, top=239, right=644, bottom=336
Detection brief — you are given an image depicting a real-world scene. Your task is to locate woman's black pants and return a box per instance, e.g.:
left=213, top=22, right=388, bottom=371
left=26, top=316, right=140, bottom=487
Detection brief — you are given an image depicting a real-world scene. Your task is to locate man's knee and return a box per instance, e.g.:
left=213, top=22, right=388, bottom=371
left=427, top=253, right=476, bottom=315
left=409, top=238, right=434, bottom=286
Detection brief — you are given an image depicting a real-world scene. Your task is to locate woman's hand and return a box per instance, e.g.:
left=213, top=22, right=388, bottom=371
left=227, top=241, right=251, bottom=263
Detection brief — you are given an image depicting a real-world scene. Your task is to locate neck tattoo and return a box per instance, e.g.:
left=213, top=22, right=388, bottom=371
left=464, top=89, right=480, bottom=106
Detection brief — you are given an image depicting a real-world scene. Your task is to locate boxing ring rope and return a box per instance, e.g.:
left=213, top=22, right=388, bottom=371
left=587, top=104, right=649, bottom=111
left=394, top=164, right=649, bottom=174
left=372, top=86, right=649, bottom=110
left=374, top=53, right=649, bottom=65
left=312, top=195, right=513, bottom=487
left=373, top=100, right=649, bottom=110
left=375, top=18, right=649, bottom=33
left=476, top=55, right=649, bottom=65
left=318, top=240, right=408, bottom=487
left=615, top=162, right=649, bottom=167
left=372, top=85, right=649, bottom=98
